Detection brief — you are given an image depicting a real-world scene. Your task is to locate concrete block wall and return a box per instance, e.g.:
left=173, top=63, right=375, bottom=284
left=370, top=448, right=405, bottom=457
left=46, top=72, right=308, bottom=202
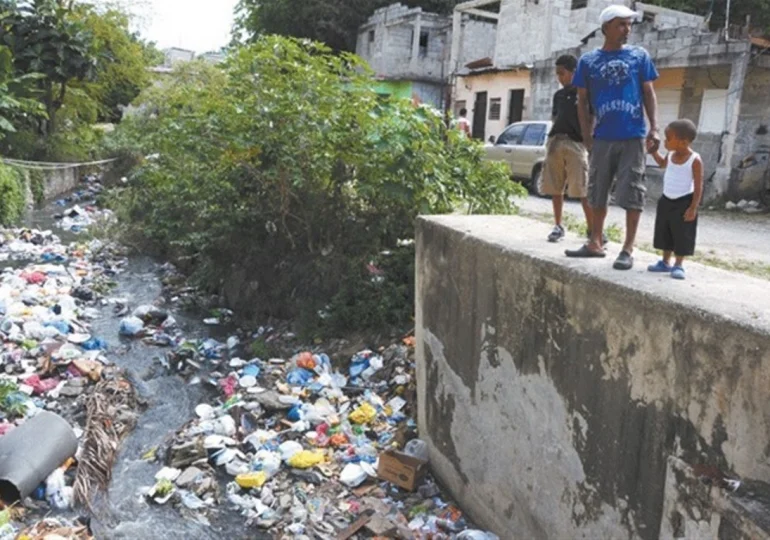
left=734, top=69, right=770, bottom=170
left=357, top=3, right=451, bottom=83
left=456, top=18, right=497, bottom=67
left=416, top=215, right=770, bottom=540
left=636, top=2, right=705, bottom=30
left=495, top=0, right=634, bottom=67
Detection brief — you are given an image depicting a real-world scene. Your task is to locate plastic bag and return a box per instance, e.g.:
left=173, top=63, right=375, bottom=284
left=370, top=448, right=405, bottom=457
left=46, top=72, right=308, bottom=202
left=286, top=368, right=314, bottom=387
left=45, top=468, right=73, bottom=510
left=456, top=531, right=500, bottom=540
left=287, top=450, right=325, bottom=469
left=119, top=316, right=144, bottom=337
left=339, top=463, right=367, bottom=488
left=349, top=403, right=377, bottom=425
left=81, top=336, right=107, bottom=351
left=279, top=441, right=303, bottom=462
left=236, top=471, right=267, bottom=489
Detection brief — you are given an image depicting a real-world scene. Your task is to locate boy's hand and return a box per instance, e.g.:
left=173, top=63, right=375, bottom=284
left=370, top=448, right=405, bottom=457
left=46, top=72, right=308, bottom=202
left=646, top=128, right=661, bottom=153
left=684, top=206, right=698, bottom=222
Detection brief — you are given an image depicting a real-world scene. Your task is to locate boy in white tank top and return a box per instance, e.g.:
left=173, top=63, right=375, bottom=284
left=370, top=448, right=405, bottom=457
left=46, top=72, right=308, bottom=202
left=647, top=119, right=703, bottom=280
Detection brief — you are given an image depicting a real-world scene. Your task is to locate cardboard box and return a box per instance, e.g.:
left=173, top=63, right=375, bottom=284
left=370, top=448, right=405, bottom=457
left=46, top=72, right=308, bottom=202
left=377, top=450, right=428, bottom=491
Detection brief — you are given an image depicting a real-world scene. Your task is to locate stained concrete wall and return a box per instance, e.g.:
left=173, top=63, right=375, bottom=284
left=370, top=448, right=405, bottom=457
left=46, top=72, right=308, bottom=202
left=416, top=215, right=770, bottom=540
left=16, top=167, right=80, bottom=208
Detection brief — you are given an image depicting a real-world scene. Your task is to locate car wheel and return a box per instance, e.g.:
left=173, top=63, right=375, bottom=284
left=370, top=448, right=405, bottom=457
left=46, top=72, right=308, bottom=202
left=531, top=166, right=547, bottom=198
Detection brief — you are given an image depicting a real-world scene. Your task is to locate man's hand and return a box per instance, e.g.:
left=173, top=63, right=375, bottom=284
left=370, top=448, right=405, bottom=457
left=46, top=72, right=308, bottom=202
left=684, top=206, right=698, bottom=222
left=646, top=128, right=660, bottom=153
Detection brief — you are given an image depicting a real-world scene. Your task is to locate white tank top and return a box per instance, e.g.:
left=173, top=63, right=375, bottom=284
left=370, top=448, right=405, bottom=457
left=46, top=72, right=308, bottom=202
left=663, top=151, right=699, bottom=199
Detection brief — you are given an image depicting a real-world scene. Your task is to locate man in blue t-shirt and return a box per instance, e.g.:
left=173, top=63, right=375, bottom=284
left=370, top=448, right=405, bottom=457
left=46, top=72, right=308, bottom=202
left=565, top=4, right=660, bottom=271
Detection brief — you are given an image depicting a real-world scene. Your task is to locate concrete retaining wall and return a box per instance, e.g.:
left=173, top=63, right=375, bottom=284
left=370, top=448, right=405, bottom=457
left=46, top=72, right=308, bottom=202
left=416, top=215, right=770, bottom=540
left=17, top=166, right=83, bottom=208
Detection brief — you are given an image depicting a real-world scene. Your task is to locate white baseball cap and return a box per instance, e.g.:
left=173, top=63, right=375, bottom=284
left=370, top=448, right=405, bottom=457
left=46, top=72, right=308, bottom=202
left=599, top=5, right=642, bottom=24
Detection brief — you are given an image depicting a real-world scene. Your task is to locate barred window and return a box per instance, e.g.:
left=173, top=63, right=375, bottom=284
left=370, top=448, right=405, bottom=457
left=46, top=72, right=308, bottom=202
left=489, top=98, right=501, bottom=121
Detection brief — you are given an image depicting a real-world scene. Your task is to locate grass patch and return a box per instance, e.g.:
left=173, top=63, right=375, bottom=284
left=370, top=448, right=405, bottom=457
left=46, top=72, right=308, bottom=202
left=638, top=243, right=770, bottom=281
left=524, top=210, right=623, bottom=243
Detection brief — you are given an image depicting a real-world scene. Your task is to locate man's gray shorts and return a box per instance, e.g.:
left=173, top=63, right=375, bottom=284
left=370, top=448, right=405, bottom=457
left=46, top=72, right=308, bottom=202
left=588, top=139, right=646, bottom=211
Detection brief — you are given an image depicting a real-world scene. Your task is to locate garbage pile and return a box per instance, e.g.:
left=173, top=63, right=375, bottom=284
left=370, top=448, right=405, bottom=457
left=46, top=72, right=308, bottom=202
left=52, top=174, right=113, bottom=235
left=0, top=222, right=132, bottom=538
left=142, top=327, right=499, bottom=539
left=0, top=229, right=64, bottom=264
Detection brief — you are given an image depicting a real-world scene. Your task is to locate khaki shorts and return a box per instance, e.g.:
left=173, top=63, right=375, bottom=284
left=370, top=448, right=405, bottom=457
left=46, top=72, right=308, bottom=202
left=542, top=135, right=589, bottom=198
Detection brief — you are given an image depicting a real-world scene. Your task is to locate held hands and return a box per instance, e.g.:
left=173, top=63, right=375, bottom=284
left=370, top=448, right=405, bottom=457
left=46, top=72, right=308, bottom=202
left=684, top=206, right=698, bottom=222
left=646, top=129, right=661, bottom=154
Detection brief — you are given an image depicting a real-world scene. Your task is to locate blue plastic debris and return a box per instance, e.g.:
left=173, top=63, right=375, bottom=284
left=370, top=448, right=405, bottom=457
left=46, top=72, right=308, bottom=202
left=81, top=337, right=107, bottom=351
left=287, top=404, right=302, bottom=422
left=243, top=364, right=261, bottom=378
left=286, top=368, right=314, bottom=387
left=44, top=320, right=71, bottom=335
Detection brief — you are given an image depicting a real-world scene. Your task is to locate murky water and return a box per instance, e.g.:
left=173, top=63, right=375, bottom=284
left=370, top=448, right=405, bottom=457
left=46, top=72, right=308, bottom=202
left=20, top=198, right=267, bottom=539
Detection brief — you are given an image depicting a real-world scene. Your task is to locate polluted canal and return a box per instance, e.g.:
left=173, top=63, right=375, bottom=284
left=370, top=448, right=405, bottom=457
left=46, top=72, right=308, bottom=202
left=0, top=174, right=498, bottom=540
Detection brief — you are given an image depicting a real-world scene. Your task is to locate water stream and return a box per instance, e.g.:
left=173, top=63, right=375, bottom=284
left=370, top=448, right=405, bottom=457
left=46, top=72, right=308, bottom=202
left=20, top=197, right=266, bottom=539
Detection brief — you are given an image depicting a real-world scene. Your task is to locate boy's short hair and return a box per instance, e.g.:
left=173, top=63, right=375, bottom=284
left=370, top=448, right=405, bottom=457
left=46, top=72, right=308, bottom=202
left=555, top=54, right=578, bottom=72
left=459, top=108, right=467, bottom=116
left=667, top=119, right=697, bottom=142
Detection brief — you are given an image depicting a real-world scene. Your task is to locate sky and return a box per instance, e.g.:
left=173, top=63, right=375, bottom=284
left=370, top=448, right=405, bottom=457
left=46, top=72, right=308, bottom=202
left=133, top=0, right=239, bottom=53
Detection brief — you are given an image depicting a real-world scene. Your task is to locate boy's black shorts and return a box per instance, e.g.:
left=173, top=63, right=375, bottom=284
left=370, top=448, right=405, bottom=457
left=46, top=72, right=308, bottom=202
left=654, top=194, right=697, bottom=256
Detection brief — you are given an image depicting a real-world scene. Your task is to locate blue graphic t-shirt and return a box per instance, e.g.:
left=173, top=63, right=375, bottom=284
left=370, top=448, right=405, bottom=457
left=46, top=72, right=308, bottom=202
left=573, top=46, right=659, bottom=140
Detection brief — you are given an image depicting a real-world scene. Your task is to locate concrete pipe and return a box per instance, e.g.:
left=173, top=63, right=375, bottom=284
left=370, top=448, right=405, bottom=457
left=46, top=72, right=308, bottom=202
left=0, top=411, right=78, bottom=504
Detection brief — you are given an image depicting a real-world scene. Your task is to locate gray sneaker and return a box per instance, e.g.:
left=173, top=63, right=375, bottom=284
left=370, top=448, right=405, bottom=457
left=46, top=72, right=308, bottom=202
left=548, top=225, right=565, bottom=243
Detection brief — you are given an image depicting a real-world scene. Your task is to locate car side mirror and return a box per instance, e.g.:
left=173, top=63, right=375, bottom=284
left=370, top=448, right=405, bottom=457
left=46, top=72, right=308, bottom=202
left=488, top=136, right=496, bottom=144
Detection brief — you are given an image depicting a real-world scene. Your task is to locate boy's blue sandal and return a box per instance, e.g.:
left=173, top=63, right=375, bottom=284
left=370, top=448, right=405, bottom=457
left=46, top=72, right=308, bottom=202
left=647, top=260, right=672, bottom=273
left=671, top=266, right=686, bottom=280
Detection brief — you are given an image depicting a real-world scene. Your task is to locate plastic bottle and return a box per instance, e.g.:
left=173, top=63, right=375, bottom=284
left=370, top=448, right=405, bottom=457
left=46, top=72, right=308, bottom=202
left=404, top=439, right=429, bottom=461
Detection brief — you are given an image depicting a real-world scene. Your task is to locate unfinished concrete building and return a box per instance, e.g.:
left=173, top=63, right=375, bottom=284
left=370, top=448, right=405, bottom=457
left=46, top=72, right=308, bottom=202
left=356, top=3, right=452, bottom=108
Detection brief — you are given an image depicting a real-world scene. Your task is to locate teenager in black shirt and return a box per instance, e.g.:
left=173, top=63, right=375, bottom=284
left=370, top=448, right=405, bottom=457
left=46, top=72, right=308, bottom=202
left=541, top=54, right=593, bottom=243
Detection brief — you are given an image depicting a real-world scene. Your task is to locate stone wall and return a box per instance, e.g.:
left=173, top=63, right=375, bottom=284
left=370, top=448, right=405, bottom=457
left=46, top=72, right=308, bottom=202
left=416, top=215, right=770, bottom=540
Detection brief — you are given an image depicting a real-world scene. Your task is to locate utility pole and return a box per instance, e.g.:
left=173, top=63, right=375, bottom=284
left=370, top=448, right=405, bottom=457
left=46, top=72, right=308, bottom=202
left=725, top=0, right=731, bottom=36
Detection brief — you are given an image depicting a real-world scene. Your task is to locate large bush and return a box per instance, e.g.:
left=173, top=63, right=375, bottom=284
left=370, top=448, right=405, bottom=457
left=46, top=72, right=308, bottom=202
left=111, top=36, right=520, bottom=332
left=0, top=163, right=25, bottom=226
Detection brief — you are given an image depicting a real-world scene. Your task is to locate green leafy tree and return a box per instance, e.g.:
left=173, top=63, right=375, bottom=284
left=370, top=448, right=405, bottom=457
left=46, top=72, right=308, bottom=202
left=0, top=45, right=45, bottom=137
left=233, top=0, right=462, bottom=52
left=71, top=5, right=153, bottom=122
left=0, top=0, right=96, bottom=135
left=109, top=36, right=519, bottom=331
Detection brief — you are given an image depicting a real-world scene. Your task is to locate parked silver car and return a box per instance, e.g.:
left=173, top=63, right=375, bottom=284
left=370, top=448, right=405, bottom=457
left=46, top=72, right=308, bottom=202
left=483, top=120, right=552, bottom=195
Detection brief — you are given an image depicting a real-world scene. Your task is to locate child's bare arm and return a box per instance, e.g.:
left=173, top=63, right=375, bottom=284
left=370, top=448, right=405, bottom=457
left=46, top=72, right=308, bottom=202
left=684, top=157, right=704, bottom=222
left=650, top=150, right=667, bottom=168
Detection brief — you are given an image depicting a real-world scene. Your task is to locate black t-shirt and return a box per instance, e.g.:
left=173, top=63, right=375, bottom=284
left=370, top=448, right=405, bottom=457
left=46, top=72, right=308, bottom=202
left=549, top=86, right=582, bottom=142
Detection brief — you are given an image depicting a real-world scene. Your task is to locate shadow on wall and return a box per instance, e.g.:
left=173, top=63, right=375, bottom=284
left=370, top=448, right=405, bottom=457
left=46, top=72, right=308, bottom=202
left=730, top=124, right=770, bottom=203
